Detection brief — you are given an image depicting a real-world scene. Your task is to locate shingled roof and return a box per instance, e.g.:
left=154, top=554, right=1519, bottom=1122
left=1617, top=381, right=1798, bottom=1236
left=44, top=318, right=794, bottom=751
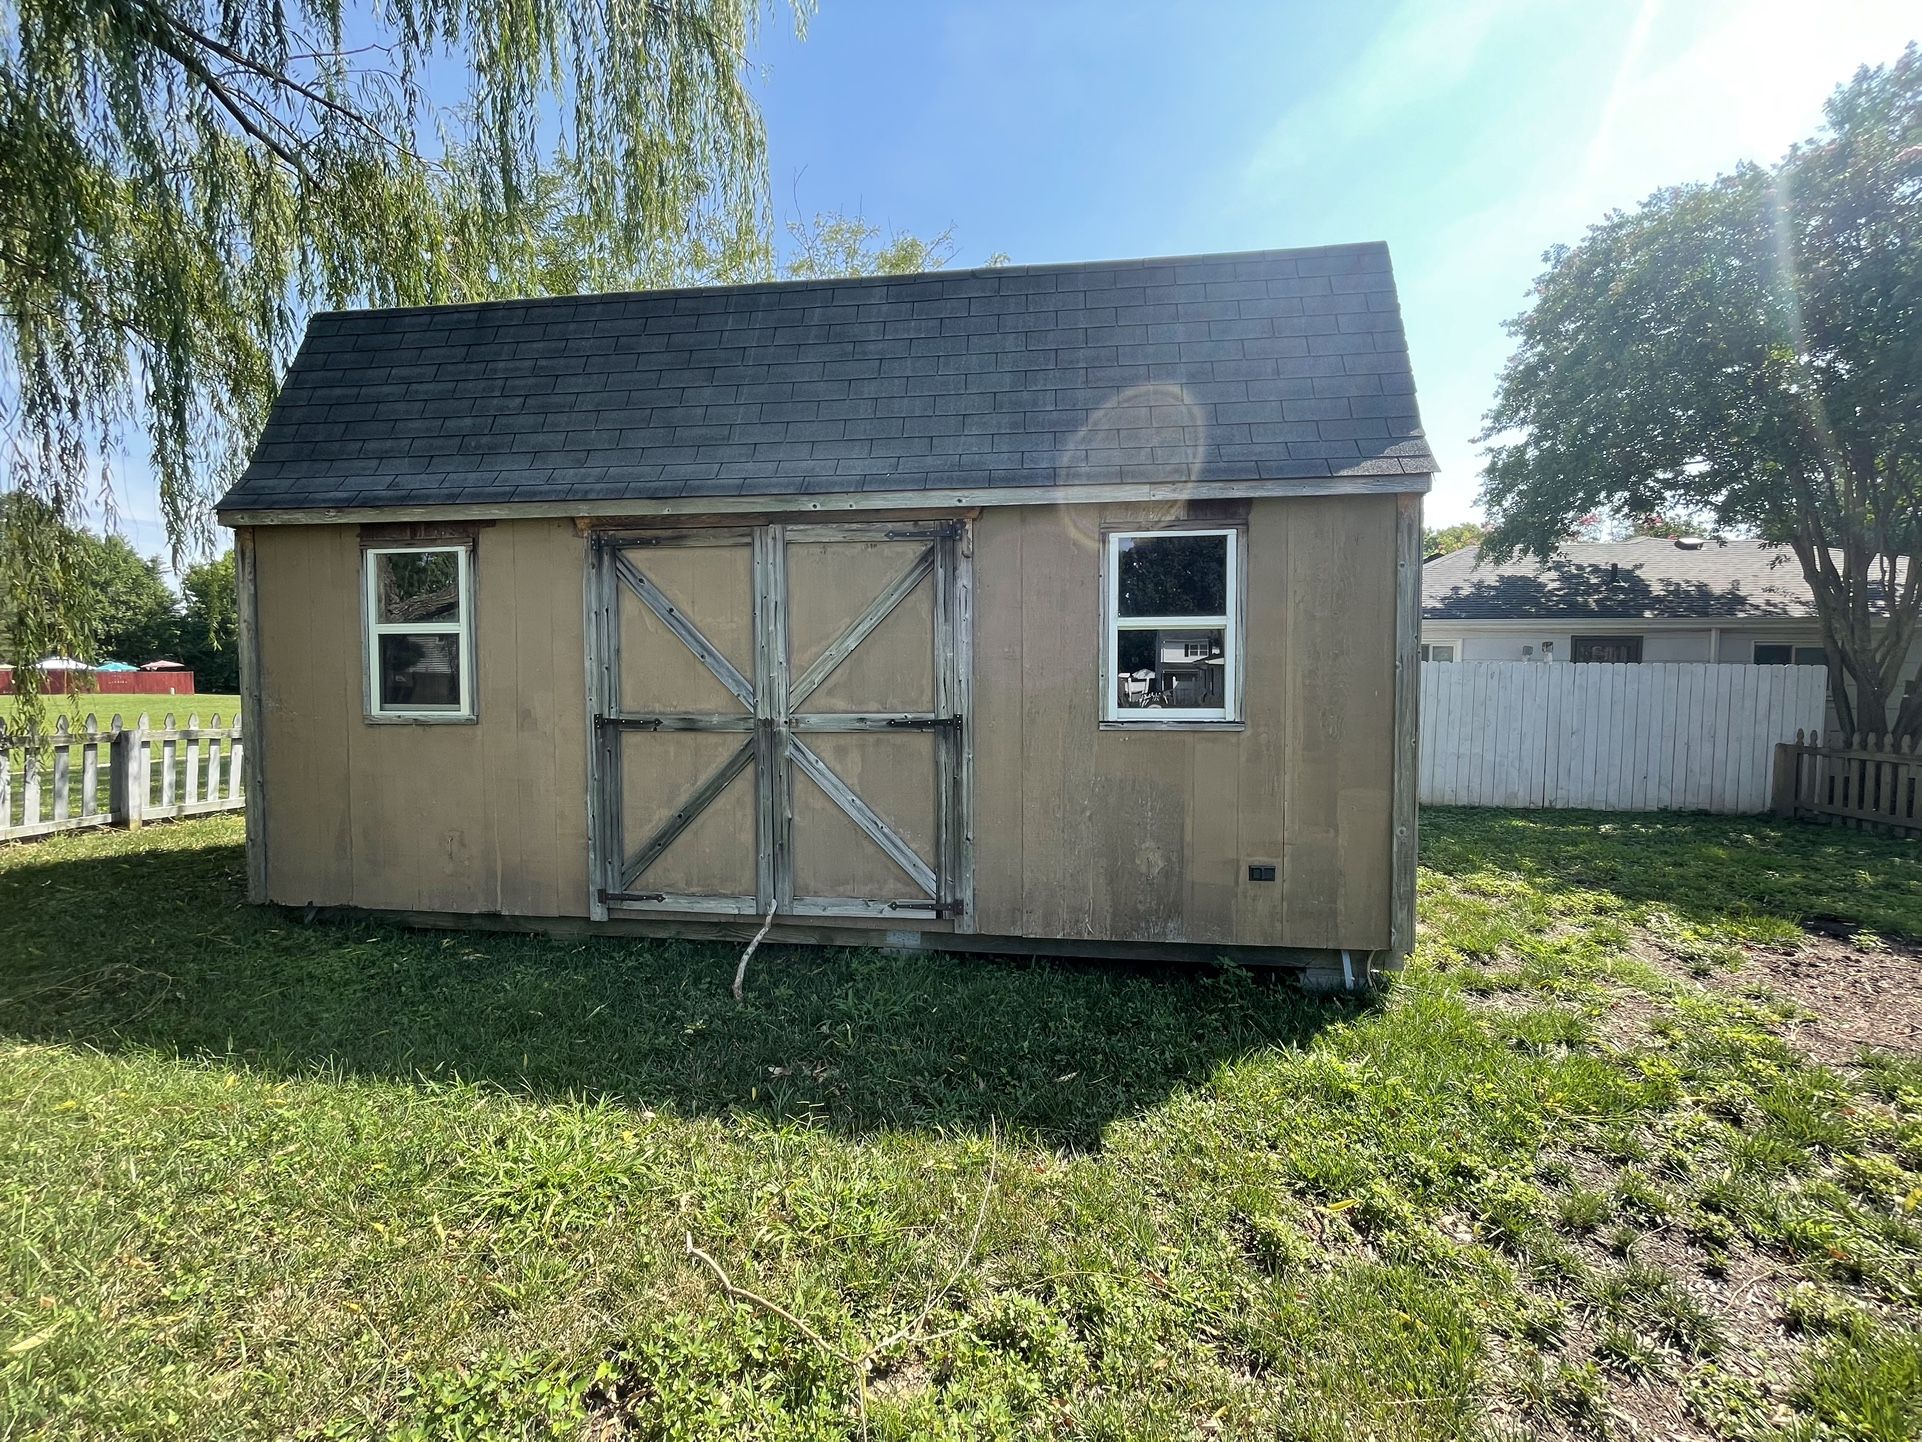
left=1424, top=538, right=1829, bottom=621
left=217, top=243, right=1433, bottom=517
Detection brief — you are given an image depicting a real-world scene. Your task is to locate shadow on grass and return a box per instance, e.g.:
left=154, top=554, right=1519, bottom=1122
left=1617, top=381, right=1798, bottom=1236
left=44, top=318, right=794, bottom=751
left=0, top=826, right=1361, bottom=1150
left=1420, top=807, right=1922, bottom=941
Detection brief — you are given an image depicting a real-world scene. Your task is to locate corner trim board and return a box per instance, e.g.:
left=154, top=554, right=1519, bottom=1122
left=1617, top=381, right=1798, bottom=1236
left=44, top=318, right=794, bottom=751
left=1388, top=490, right=1422, bottom=964
left=235, top=526, right=268, bottom=903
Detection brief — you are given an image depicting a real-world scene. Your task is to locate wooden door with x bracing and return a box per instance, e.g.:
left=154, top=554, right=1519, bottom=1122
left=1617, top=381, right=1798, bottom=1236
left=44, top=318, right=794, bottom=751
left=587, top=522, right=972, bottom=925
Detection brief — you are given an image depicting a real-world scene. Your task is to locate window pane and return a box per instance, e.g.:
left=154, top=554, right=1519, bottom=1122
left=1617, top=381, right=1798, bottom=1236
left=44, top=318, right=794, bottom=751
left=1793, top=647, right=1827, bottom=667
left=379, top=633, right=462, bottom=710
left=1117, top=533, right=1228, bottom=617
left=1572, top=635, right=1642, bottom=663
left=1115, top=627, right=1228, bottom=710
left=1754, top=644, right=1792, bottom=665
left=374, top=551, right=461, bottom=624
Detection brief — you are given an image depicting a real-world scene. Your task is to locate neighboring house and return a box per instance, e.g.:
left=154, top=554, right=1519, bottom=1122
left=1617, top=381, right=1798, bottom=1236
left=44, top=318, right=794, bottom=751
left=1121, top=630, right=1229, bottom=709
left=217, top=243, right=1435, bottom=984
left=1421, top=536, right=1917, bottom=726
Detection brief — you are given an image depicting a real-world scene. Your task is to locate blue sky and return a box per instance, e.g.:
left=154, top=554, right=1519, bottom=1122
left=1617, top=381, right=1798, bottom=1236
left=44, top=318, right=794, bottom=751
left=113, top=0, right=1918, bottom=557
left=749, top=0, right=1918, bottom=526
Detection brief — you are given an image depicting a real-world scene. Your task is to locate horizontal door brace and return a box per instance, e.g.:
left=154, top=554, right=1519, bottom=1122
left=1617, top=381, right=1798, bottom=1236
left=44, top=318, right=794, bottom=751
left=598, top=713, right=757, bottom=732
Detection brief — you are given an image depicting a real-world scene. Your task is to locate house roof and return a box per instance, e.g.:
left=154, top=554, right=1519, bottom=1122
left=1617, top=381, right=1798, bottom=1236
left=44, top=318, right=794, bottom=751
left=216, top=243, right=1434, bottom=519
left=1423, top=537, right=1833, bottom=622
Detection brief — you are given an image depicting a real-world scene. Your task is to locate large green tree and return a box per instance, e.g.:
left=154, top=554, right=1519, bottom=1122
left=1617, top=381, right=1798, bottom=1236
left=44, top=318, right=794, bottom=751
left=0, top=493, right=180, bottom=664
left=1, top=0, right=798, bottom=711
left=177, top=550, right=237, bottom=691
left=1478, top=46, right=1922, bottom=737
left=82, top=533, right=179, bottom=663
left=1422, top=521, right=1487, bottom=559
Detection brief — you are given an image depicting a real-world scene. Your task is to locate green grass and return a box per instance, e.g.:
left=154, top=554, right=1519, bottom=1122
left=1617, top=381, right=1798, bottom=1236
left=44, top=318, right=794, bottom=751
left=0, top=692, right=241, bottom=730
left=1, top=809, right=1918, bottom=1440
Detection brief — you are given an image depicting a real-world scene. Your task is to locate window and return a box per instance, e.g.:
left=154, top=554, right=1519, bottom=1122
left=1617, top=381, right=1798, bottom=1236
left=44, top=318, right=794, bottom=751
left=1420, top=643, right=1456, bottom=662
left=1571, top=634, right=1643, bottom=664
left=1754, top=643, right=1827, bottom=667
left=1104, top=527, right=1239, bottom=722
left=364, top=545, right=474, bottom=719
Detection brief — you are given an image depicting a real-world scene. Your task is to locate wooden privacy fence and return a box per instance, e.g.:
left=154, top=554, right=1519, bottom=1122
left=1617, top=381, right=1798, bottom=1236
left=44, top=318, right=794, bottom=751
left=0, top=712, right=245, bottom=843
left=1773, top=732, right=1922, bottom=836
left=1420, top=661, right=1829, bottom=813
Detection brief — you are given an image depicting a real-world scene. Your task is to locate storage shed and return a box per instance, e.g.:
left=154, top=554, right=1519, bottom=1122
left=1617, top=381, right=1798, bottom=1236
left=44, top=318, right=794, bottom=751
left=217, top=244, right=1434, bottom=985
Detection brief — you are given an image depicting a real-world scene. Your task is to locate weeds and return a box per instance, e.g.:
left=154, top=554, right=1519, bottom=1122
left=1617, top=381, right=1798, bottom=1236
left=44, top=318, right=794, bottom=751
left=1, top=809, right=1917, bottom=1438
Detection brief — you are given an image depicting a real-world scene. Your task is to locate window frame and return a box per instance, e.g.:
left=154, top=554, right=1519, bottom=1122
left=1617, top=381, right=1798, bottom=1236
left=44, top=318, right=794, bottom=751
left=362, top=543, right=477, bottom=723
left=1571, top=633, right=1644, bottom=664
left=1754, top=642, right=1827, bottom=668
left=1420, top=642, right=1456, bottom=662
left=1100, top=525, right=1243, bottom=726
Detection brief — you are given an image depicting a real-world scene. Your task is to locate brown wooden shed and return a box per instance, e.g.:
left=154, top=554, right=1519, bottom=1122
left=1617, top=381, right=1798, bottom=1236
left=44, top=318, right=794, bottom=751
left=218, top=245, right=1433, bottom=986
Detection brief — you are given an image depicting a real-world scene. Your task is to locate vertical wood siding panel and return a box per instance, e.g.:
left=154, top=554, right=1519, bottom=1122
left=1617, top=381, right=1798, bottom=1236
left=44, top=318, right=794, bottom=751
left=1019, top=509, right=1099, bottom=939
left=260, top=525, right=357, bottom=905
left=1336, top=498, right=1395, bottom=945
left=969, top=509, right=1025, bottom=935
left=1236, top=499, right=1291, bottom=943
left=1281, top=499, right=1344, bottom=945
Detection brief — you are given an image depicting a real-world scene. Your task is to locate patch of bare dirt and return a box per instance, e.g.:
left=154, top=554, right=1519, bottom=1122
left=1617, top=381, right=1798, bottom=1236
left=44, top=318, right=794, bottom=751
left=1595, top=983, right=1665, bottom=1050
left=865, top=1357, right=932, bottom=1403
left=1603, top=1377, right=1715, bottom=1442
left=1721, top=932, right=1922, bottom=1065
left=1630, top=920, right=1921, bottom=1066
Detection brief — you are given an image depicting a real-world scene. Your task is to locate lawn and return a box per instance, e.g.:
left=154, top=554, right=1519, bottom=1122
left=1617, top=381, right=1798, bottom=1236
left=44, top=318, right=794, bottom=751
left=1, top=812, right=1918, bottom=1440
left=0, top=692, right=242, bottom=731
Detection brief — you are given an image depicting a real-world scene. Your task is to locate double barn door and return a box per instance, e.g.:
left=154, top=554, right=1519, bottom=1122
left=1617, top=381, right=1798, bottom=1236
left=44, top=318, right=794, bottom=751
left=587, top=523, right=971, bottom=924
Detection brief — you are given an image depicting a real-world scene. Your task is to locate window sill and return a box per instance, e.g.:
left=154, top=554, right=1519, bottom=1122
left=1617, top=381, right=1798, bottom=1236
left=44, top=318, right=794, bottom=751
left=1099, top=719, right=1246, bottom=733
left=363, top=713, right=479, bottom=726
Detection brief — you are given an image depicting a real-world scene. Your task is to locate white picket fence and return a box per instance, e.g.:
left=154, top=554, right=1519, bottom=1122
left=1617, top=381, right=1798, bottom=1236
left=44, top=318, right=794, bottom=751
left=0, top=712, right=245, bottom=842
left=1420, top=662, right=1829, bottom=813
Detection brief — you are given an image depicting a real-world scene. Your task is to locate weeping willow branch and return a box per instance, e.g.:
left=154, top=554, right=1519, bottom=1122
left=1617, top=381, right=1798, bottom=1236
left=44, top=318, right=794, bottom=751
left=0, top=0, right=802, bottom=726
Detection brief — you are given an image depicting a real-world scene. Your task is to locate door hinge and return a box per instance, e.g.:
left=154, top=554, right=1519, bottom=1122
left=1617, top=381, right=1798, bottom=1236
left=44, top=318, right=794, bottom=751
left=889, top=898, right=963, bottom=916
left=599, top=889, right=666, bottom=904
left=884, top=715, right=962, bottom=730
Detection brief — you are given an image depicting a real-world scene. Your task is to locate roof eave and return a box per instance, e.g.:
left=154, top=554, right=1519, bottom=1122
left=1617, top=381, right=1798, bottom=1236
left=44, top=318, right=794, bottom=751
left=220, top=470, right=1434, bottom=527
left=1420, top=611, right=1821, bottom=626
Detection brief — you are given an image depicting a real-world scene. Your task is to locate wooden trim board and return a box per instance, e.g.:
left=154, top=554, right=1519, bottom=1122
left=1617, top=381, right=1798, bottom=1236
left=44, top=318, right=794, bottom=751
left=288, top=900, right=1389, bottom=990
left=221, top=473, right=1432, bottom=528
left=234, top=525, right=269, bottom=904
left=1388, top=490, right=1422, bottom=966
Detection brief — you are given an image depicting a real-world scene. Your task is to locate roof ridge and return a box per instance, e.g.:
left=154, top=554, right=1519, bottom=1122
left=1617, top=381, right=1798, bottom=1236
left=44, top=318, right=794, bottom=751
left=309, top=242, right=1395, bottom=323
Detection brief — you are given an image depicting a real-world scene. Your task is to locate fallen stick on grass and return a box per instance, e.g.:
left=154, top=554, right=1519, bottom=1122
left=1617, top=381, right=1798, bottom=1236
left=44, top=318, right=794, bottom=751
left=732, top=900, right=778, bottom=1003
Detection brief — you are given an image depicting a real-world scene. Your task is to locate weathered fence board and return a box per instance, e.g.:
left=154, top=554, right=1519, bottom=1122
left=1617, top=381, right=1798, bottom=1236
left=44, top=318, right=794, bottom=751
left=1774, top=732, right=1922, bottom=836
left=0, top=712, right=244, bottom=842
left=1420, top=662, right=1828, bottom=813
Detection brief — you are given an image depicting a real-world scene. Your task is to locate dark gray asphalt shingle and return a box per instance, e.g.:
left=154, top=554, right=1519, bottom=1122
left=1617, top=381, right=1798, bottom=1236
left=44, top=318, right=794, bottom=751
left=218, top=244, right=1434, bottom=515
left=1423, top=538, right=1841, bottom=621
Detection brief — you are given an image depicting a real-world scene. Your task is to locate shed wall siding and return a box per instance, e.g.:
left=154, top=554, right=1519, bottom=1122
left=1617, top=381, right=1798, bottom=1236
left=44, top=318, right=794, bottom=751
left=971, top=495, right=1396, bottom=952
left=254, top=497, right=1397, bottom=950
left=254, top=519, right=590, bottom=916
